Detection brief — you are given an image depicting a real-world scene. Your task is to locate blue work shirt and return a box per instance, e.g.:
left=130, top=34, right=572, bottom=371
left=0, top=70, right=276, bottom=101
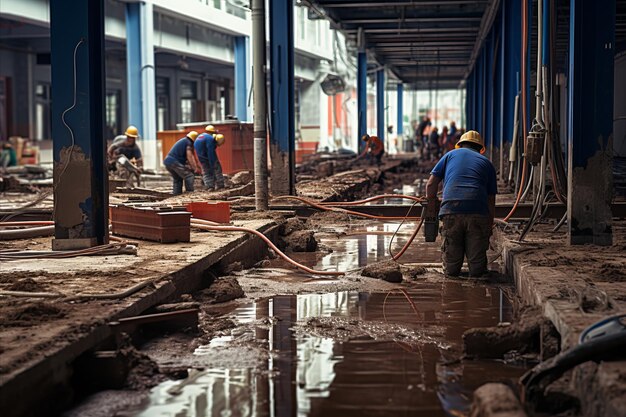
left=430, top=147, right=497, bottom=217
left=164, top=137, right=193, bottom=166
left=194, top=133, right=218, bottom=165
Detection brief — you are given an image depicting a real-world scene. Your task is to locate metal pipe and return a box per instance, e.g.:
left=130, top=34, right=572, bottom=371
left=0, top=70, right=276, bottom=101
left=508, top=94, right=520, bottom=184
left=0, top=226, right=54, bottom=240
left=252, top=0, right=269, bottom=210
left=535, top=0, right=544, bottom=126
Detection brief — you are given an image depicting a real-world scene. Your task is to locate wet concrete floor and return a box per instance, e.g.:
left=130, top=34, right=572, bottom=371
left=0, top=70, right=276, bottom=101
left=123, top=222, right=527, bottom=417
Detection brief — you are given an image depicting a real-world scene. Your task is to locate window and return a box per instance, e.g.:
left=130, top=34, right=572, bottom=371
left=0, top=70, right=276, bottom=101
left=105, top=90, right=121, bottom=140
left=35, top=83, right=51, bottom=140
left=156, top=77, right=170, bottom=131
left=180, top=80, right=198, bottom=124
left=0, top=77, right=9, bottom=142
left=299, top=8, right=306, bottom=41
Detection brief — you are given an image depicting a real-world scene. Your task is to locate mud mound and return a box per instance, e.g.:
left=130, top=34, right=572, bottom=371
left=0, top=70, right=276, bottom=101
left=361, top=260, right=403, bottom=283
left=306, top=210, right=352, bottom=225
left=4, top=302, right=66, bottom=327
left=7, top=278, right=48, bottom=292
left=230, top=170, right=253, bottom=186
left=199, top=277, right=244, bottom=304
left=283, top=230, right=318, bottom=252
left=280, top=217, right=306, bottom=236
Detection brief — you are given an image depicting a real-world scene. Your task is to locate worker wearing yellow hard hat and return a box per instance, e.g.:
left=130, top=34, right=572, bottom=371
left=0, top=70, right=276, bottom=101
left=163, top=131, right=201, bottom=195
left=194, top=125, right=226, bottom=191
left=425, top=129, right=497, bottom=277
left=107, top=125, right=144, bottom=186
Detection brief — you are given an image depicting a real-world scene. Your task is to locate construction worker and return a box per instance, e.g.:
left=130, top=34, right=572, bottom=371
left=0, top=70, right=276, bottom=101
left=164, top=131, right=200, bottom=195
left=1, top=143, right=17, bottom=171
left=425, top=130, right=497, bottom=277
left=108, top=125, right=143, bottom=168
left=357, top=134, right=384, bottom=165
left=107, top=125, right=143, bottom=186
left=194, top=125, right=225, bottom=190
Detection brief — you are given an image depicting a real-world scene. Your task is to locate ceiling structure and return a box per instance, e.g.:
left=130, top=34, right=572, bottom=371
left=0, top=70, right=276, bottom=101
left=305, top=0, right=494, bottom=89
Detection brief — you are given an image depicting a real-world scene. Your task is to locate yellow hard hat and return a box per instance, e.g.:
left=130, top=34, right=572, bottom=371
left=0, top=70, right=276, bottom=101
left=455, top=130, right=485, bottom=154
left=187, top=131, right=199, bottom=141
left=361, top=134, right=370, bottom=142
left=205, top=125, right=217, bottom=134
left=125, top=125, right=139, bottom=138
left=215, top=133, right=225, bottom=146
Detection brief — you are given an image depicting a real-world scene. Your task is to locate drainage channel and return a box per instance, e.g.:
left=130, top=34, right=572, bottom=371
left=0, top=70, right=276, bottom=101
left=65, top=220, right=529, bottom=417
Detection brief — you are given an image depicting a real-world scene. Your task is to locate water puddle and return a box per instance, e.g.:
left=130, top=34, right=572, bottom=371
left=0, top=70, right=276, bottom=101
left=128, top=283, right=527, bottom=417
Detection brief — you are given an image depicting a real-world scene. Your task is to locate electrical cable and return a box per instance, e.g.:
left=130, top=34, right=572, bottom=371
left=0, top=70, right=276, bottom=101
left=272, top=195, right=422, bottom=221
left=387, top=201, right=421, bottom=260
left=190, top=218, right=344, bottom=276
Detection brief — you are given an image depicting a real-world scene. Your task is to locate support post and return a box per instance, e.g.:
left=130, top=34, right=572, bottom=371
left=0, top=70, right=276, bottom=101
left=357, top=51, right=367, bottom=152
left=269, top=0, right=295, bottom=196
left=50, top=0, right=107, bottom=249
left=396, top=83, right=403, bottom=137
left=234, top=36, right=249, bottom=121
left=252, top=0, right=269, bottom=209
left=376, top=68, right=385, bottom=142
left=567, top=0, right=615, bottom=245
left=125, top=1, right=157, bottom=170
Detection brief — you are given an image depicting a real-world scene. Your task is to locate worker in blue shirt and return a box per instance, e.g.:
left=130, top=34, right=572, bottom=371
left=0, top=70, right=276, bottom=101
left=164, top=131, right=200, bottom=195
left=194, top=125, right=225, bottom=190
left=425, top=130, right=497, bottom=277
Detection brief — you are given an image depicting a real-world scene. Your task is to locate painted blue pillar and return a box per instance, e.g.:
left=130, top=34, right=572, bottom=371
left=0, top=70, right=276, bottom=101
left=50, top=0, right=107, bottom=249
left=125, top=2, right=157, bottom=169
left=503, top=0, right=521, bottom=145
left=376, top=68, right=385, bottom=142
left=269, top=0, right=295, bottom=195
left=396, top=83, right=403, bottom=136
left=485, top=34, right=494, bottom=153
left=234, top=36, right=249, bottom=121
left=567, top=0, right=615, bottom=245
left=357, top=51, right=367, bottom=152
left=476, top=50, right=484, bottom=133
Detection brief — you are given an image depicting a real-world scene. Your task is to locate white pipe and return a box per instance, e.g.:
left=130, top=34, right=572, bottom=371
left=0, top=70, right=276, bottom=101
left=252, top=0, right=269, bottom=210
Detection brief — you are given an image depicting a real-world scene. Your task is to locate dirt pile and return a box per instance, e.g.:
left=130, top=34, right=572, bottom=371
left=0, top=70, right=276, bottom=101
left=361, top=260, right=403, bottom=283
left=3, top=302, right=66, bottom=327
left=277, top=217, right=318, bottom=252
left=463, top=306, right=557, bottom=360
left=197, top=277, right=244, bottom=304
left=230, top=170, right=253, bottom=186
left=7, top=277, right=48, bottom=292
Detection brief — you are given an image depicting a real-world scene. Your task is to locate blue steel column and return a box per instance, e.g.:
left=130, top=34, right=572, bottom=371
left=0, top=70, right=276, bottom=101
left=376, top=68, right=385, bottom=142
left=485, top=34, right=493, bottom=156
left=567, top=0, right=615, bottom=245
left=50, top=0, right=107, bottom=249
left=269, top=0, right=295, bottom=195
left=396, top=83, right=403, bottom=137
left=503, top=0, right=521, bottom=145
left=234, top=36, right=249, bottom=121
left=125, top=2, right=157, bottom=169
left=357, top=51, right=367, bottom=152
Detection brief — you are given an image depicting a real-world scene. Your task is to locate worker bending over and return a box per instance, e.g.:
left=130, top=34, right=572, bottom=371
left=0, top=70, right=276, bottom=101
left=164, top=131, right=200, bottom=195
left=425, top=130, right=497, bottom=277
left=357, top=134, right=384, bottom=165
left=108, top=125, right=143, bottom=168
left=107, top=125, right=143, bottom=186
left=194, top=125, right=225, bottom=191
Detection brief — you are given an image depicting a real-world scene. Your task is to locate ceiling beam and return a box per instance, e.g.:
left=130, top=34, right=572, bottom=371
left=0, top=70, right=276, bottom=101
left=340, top=17, right=482, bottom=24
left=320, top=1, right=488, bottom=7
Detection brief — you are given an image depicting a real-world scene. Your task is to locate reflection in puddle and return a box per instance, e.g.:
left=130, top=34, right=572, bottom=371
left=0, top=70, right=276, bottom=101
left=130, top=284, right=527, bottom=417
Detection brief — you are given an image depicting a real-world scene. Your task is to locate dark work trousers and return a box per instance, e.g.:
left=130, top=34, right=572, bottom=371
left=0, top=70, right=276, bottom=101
left=200, top=159, right=225, bottom=190
left=165, top=160, right=195, bottom=195
left=440, top=214, right=492, bottom=276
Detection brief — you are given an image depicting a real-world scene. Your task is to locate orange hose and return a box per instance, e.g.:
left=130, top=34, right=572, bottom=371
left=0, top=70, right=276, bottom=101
left=190, top=219, right=344, bottom=276
left=391, top=218, right=424, bottom=261
left=273, top=195, right=421, bottom=221
left=504, top=0, right=529, bottom=222
left=320, top=194, right=425, bottom=206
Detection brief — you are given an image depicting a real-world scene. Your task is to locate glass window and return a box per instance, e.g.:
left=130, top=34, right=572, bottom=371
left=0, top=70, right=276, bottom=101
left=104, top=90, right=121, bottom=140
left=180, top=80, right=198, bottom=124
left=34, top=83, right=51, bottom=140
left=156, top=77, right=170, bottom=131
left=299, top=8, right=306, bottom=41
